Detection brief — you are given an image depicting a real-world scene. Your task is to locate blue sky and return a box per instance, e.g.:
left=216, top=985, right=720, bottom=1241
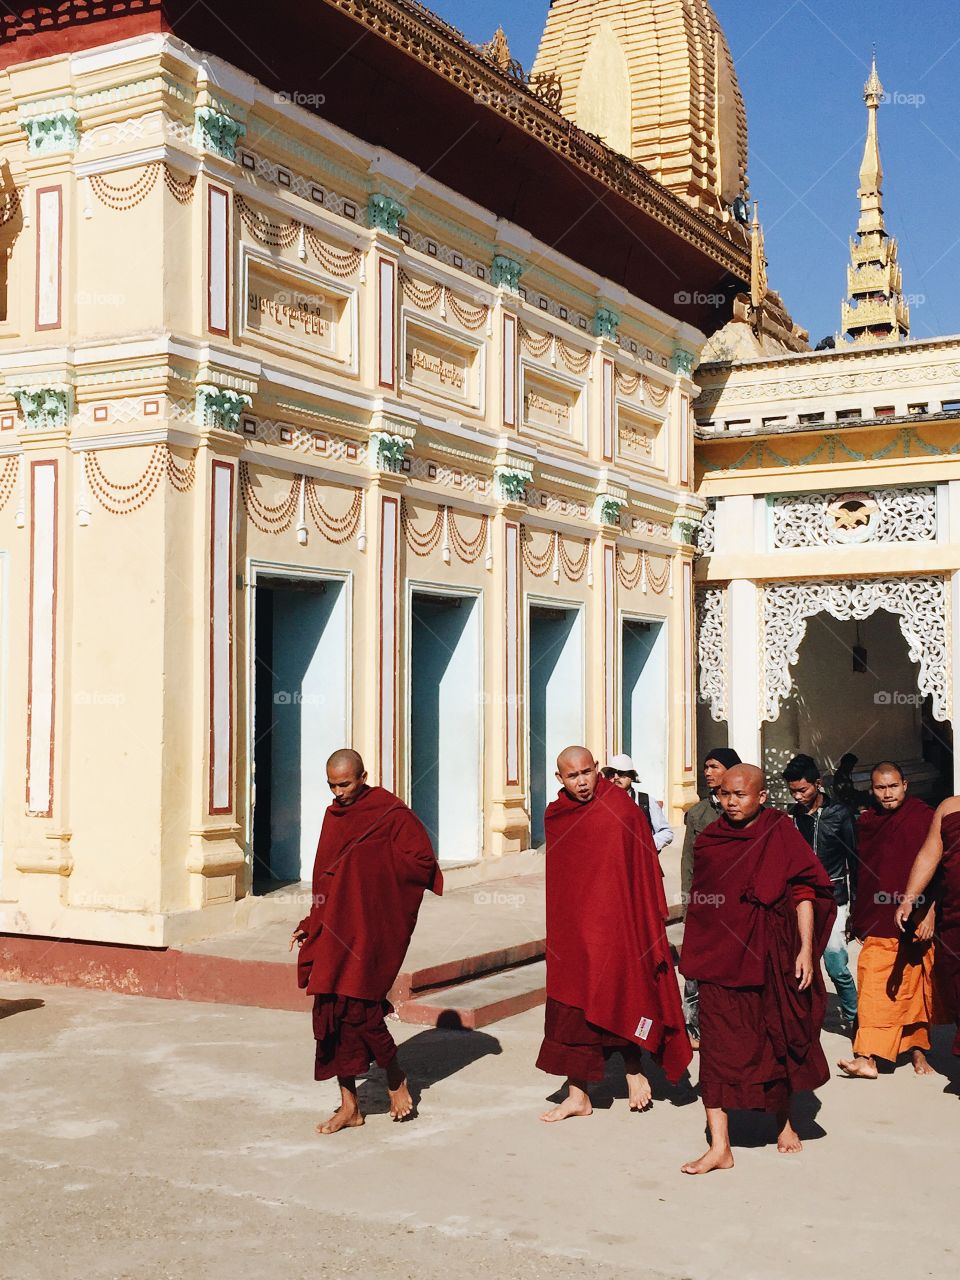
left=431, top=1, right=960, bottom=344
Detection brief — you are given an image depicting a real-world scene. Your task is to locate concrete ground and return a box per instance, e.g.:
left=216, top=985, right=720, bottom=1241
left=1, top=983, right=956, bottom=1280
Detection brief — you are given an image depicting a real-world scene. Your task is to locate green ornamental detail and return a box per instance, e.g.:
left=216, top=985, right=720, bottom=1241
left=370, top=431, right=411, bottom=473
left=671, top=346, right=696, bottom=376
left=367, top=193, right=406, bottom=236
left=491, top=255, right=523, bottom=291
left=494, top=467, right=531, bottom=502
left=592, top=306, right=620, bottom=340
left=19, top=110, right=80, bottom=155
left=595, top=494, right=626, bottom=526
left=12, top=386, right=73, bottom=430
left=196, top=385, right=251, bottom=432
left=193, top=107, right=246, bottom=161
left=673, top=515, right=701, bottom=545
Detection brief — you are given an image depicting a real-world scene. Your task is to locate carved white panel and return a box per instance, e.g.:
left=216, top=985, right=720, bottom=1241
left=772, top=487, right=937, bottom=548
left=762, top=577, right=950, bottom=723
left=697, top=502, right=716, bottom=555
left=696, top=587, right=727, bottom=722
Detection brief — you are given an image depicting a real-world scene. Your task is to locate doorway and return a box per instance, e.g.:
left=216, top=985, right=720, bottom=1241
left=409, top=589, right=482, bottom=865
left=252, top=573, right=350, bottom=886
left=528, top=602, right=584, bottom=845
left=622, top=616, right=668, bottom=802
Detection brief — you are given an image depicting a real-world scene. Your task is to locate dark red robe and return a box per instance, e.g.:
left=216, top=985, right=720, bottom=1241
left=537, top=776, right=692, bottom=1084
left=296, top=786, right=442, bottom=1079
left=680, top=806, right=836, bottom=1110
left=297, top=785, right=443, bottom=999
left=850, top=796, right=932, bottom=940
left=937, top=809, right=960, bottom=1054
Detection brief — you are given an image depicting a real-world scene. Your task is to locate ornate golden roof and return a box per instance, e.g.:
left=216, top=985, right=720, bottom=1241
left=532, top=0, right=749, bottom=219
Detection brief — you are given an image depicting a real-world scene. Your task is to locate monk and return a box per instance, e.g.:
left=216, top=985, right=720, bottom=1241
left=896, top=794, right=960, bottom=1058
left=679, top=765, right=835, bottom=1174
left=839, top=762, right=936, bottom=1079
left=536, top=746, right=691, bottom=1122
left=291, top=749, right=443, bottom=1134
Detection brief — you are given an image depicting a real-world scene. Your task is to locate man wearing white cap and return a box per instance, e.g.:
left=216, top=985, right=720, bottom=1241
left=605, top=754, right=674, bottom=852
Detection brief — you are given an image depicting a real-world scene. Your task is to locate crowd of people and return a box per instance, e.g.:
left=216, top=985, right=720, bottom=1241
left=291, top=743, right=960, bottom=1172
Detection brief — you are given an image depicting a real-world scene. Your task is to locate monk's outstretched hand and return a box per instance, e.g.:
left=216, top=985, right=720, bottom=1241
left=893, top=901, right=912, bottom=932
left=795, top=946, right=814, bottom=991
left=289, top=929, right=307, bottom=952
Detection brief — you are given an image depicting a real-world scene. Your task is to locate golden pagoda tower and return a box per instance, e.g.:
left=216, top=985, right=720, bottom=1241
left=841, top=55, right=909, bottom=344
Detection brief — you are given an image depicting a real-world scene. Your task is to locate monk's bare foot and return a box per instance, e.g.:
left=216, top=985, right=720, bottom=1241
left=387, top=1078, right=414, bottom=1121
left=540, top=1095, right=593, bottom=1123
left=626, top=1071, right=653, bottom=1111
left=776, top=1120, right=802, bottom=1154
left=837, top=1055, right=878, bottom=1079
left=316, top=1105, right=364, bottom=1135
left=912, top=1049, right=937, bottom=1076
left=681, top=1147, right=734, bottom=1175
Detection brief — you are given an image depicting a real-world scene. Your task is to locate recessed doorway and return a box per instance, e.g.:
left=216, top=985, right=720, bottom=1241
left=528, top=602, right=584, bottom=845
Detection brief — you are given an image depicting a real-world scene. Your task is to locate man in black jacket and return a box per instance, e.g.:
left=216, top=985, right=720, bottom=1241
left=782, top=754, right=858, bottom=1028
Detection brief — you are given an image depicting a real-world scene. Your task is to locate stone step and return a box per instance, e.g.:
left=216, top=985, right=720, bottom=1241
left=396, top=960, right=547, bottom=1030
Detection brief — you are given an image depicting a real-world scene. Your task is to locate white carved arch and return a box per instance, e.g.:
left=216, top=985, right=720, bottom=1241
left=696, top=586, right=727, bottom=722
left=762, top=576, right=950, bottom=724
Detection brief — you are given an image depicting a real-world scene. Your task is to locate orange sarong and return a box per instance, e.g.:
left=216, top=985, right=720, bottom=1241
left=853, top=936, right=936, bottom=1062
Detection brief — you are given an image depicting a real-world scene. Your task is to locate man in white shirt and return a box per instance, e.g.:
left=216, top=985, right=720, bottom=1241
left=605, top=754, right=674, bottom=852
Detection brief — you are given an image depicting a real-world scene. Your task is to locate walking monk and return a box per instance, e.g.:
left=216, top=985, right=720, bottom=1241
left=896, top=793, right=960, bottom=1059
left=536, top=746, right=691, bottom=1122
left=291, top=749, right=443, bottom=1134
left=839, top=763, right=936, bottom=1079
left=679, top=765, right=835, bottom=1174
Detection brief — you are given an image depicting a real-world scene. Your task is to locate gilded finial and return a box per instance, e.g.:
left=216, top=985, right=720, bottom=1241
left=864, top=50, right=883, bottom=106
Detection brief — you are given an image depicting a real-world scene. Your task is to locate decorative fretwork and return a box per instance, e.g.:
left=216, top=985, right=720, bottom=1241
left=193, top=106, right=246, bottom=160
left=771, top=488, right=937, bottom=548
left=762, top=577, right=950, bottom=723
left=19, top=107, right=80, bottom=154
left=696, top=502, right=716, bottom=555
left=696, top=587, right=727, bottom=722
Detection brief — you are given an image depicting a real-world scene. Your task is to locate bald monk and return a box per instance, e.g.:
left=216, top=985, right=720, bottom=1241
left=896, top=794, right=960, bottom=1059
left=839, top=763, right=936, bottom=1080
left=680, top=765, right=836, bottom=1173
left=291, top=749, right=443, bottom=1134
left=536, top=746, right=692, bottom=1122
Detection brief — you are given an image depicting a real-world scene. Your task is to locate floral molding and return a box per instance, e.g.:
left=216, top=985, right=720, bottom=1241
left=594, top=493, right=627, bottom=526
left=193, top=106, right=246, bottom=161
left=671, top=347, right=696, bottom=376
left=368, top=192, right=406, bottom=236
left=196, top=386, right=252, bottom=433
left=592, top=307, right=620, bottom=341
left=696, top=586, right=727, bottom=720
left=491, top=254, right=523, bottom=292
left=18, top=97, right=80, bottom=154
left=370, top=431, right=413, bottom=473
left=494, top=465, right=533, bottom=503
left=11, top=386, right=74, bottom=431
left=700, top=426, right=960, bottom=472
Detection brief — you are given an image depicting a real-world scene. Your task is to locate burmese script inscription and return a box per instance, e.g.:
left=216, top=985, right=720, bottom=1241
left=246, top=263, right=339, bottom=358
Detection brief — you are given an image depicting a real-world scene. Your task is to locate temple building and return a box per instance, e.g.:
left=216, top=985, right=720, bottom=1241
left=694, top=58, right=960, bottom=806
left=0, top=0, right=751, bottom=947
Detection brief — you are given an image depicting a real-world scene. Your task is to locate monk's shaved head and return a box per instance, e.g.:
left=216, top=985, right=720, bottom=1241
left=327, top=748, right=365, bottom=778
left=717, top=762, right=767, bottom=828
left=555, top=745, right=599, bottom=804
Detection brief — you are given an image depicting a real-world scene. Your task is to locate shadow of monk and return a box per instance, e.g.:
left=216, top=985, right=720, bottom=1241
left=0, top=997, right=45, bottom=1020
left=358, top=1019, right=502, bottom=1116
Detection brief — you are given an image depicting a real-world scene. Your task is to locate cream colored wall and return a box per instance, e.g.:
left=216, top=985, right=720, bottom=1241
left=0, top=34, right=708, bottom=944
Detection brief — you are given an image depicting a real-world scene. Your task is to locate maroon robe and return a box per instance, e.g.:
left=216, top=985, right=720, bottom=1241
left=850, top=796, right=932, bottom=940
left=680, top=806, right=836, bottom=1111
left=937, top=810, right=960, bottom=1054
left=536, top=776, right=692, bottom=1084
left=296, top=786, right=442, bottom=1079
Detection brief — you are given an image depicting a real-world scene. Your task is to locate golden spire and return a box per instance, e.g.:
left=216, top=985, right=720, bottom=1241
left=750, top=200, right=767, bottom=312
left=841, top=53, right=909, bottom=345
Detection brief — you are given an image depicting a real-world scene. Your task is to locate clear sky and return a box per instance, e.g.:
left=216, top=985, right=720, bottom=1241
left=428, top=1, right=960, bottom=345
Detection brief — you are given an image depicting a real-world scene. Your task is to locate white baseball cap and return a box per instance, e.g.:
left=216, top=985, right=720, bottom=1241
left=609, top=753, right=637, bottom=773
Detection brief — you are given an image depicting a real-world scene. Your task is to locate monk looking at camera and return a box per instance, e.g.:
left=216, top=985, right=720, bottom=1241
left=680, top=765, right=835, bottom=1174
left=291, top=749, right=443, bottom=1135
left=536, top=746, right=691, bottom=1122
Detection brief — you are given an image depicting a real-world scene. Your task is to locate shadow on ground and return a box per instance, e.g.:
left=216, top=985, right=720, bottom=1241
left=0, top=997, right=45, bottom=1020
left=358, top=1024, right=502, bottom=1116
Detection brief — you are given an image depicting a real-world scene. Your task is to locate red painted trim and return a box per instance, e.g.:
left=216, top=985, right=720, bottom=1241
left=680, top=393, right=690, bottom=486
left=26, top=459, right=57, bottom=817
left=603, top=542, right=616, bottom=762
left=504, top=520, right=520, bottom=787
left=34, top=185, right=62, bottom=332
left=602, top=357, right=614, bottom=462
left=208, top=460, right=235, bottom=815
left=0, top=10, right=166, bottom=70
left=377, top=256, right=396, bottom=389
left=503, top=312, right=516, bottom=428
left=207, top=185, right=230, bottom=338
left=378, top=494, right=399, bottom=787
